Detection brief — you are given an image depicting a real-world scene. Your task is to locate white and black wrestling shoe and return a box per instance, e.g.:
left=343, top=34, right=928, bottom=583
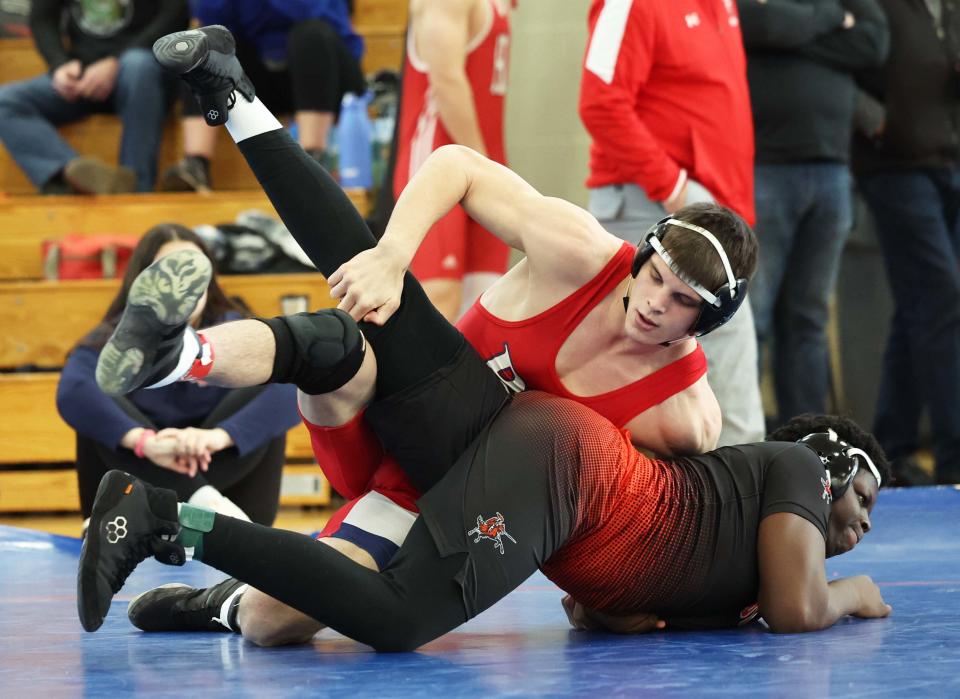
left=95, top=249, right=211, bottom=396
left=152, top=25, right=255, bottom=126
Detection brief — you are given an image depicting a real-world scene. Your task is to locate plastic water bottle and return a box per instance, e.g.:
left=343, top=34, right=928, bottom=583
left=337, top=92, right=373, bottom=189
left=371, top=114, right=394, bottom=190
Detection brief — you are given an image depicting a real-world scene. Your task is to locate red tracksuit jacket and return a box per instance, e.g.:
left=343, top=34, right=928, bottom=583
left=579, top=0, right=755, bottom=225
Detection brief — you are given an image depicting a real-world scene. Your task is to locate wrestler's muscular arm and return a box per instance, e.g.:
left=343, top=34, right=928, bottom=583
left=625, top=383, right=721, bottom=457
left=758, top=513, right=891, bottom=632
left=328, top=145, right=623, bottom=323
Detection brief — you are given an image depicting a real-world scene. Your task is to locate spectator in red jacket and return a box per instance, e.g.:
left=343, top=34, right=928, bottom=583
left=578, top=0, right=763, bottom=447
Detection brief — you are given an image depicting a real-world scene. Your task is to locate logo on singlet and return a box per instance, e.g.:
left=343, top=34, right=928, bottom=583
left=467, top=512, right=516, bottom=555
left=820, top=476, right=833, bottom=503
left=490, top=33, right=510, bottom=96
left=486, top=343, right=526, bottom=393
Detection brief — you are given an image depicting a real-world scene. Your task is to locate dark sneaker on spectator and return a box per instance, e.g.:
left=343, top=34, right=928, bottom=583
left=78, top=470, right=182, bottom=632
left=890, top=457, right=935, bottom=487
left=63, top=156, right=136, bottom=194
left=95, top=249, right=211, bottom=396
left=128, top=577, right=247, bottom=632
left=153, top=25, right=255, bottom=127
left=159, top=156, right=212, bottom=193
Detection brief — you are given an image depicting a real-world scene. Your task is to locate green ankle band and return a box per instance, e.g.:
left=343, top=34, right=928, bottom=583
left=177, top=503, right=216, bottom=561
left=179, top=503, right=216, bottom=532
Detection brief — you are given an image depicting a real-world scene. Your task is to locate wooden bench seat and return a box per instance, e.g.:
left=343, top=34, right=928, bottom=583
left=0, top=190, right=369, bottom=280
left=0, top=272, right=336, bottom=368
left=0, top=371, right=324, bottom=511
left=0, top=372, right=315, bottom=465
left=0, top=117, right=256, bottom=194
left=0, top=272, right=337, bottom=512
left=0, top=108, right=389, bottom=193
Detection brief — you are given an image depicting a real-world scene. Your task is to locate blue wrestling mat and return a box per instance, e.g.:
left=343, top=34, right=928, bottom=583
left=1, top=486, right=957, bottom=697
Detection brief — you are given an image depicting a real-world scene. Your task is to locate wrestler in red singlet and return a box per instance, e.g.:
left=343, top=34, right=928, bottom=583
left=457, top=242, right=706, bottom=422
left=310, top=243, right=709, bottom=565
left=394, top=0, right=512, bottom=283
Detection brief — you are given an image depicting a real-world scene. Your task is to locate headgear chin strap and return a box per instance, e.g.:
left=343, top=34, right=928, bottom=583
left=625, top=216, right=748, bottom=339
left=798, top=428, right=882, bottom=501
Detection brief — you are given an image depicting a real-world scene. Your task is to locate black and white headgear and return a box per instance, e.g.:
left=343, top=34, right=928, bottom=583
left=798, top=428, right=883, bottom=500
left=628, top=216, right=748, bottom=337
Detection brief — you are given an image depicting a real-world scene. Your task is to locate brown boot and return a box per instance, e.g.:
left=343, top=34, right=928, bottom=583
left=159, top=156, right=212, bottom=193
left=63, top=156, right=137, bottom=194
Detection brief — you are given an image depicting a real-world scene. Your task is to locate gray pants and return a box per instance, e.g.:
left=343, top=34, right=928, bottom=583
left=588, top=183, right=765, bottom=446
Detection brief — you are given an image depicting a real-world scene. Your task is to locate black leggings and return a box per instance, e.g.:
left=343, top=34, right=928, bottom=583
left=201, top=393, right=582, bottom=651
left=237, top=129, right=507, bottom=491
left=238, top=129, right=464, bottom=398
left=182, top=20, right=365, bottom=117
left=76, top=388, right=285, bottom=525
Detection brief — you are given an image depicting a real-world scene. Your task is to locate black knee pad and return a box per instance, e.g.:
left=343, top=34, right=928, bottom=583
left=259, top=309, right=365, bottom=395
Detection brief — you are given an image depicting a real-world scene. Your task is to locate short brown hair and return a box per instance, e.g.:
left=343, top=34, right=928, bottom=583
left=659, top=203, right=758, bottom=293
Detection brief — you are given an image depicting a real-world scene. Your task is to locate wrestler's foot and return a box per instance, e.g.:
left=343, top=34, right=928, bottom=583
left=153, top=25, right=255, bottom=126
left=95, top=249, right=211, bottom=396
left=128, top=577, right=247, bottom=632
left=78, top=470, right=182, bottom=632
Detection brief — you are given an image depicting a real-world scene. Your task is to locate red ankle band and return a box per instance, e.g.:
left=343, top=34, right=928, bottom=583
left=184, top=332, right=215, bottom=382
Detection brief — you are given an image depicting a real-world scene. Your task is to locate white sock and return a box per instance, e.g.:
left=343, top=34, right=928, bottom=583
left=212, top=583, right=249, bottom=631
left=187, top=485, right=252, bottom=522
left=144, top=328, right=200, bottom=390
left=225, top=96, right=283, bottom=143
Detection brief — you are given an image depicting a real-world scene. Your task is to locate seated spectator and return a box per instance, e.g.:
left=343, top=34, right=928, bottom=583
left=0, top=0, right=189, bottom=194
left=161, top=0, right=365, bottom=192
left=56, top=224, right=300, bottom=530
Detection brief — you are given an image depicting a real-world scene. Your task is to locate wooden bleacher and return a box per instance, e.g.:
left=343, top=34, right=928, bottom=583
left=0, top=274, right=338, bottom=368
left=0, top=0, right=407, bottom=194
left=0, top=273, right=333, bottom=512
left=0, top=2, right=407, bottom=512
left=0, top=192, right=357, bottom=510
left=0, top=190, right=368, bottom=280
left=0, top=193, right=357, bottom=511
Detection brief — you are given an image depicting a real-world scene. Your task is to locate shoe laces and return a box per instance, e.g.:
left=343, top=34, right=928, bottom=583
left=108, top=537, right=155, bottom=594
left=183, top=68, right=237, bottom=95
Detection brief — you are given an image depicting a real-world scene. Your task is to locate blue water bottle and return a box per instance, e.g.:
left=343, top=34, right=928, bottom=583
left=337, top=92, right=373, bottom=189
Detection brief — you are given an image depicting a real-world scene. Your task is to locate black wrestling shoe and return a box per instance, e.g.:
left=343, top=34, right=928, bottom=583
left=95, top=249, right=211, bottom=396
left=128, top=577, right=247, bottom=632
left=153, top=25, right=255, bottom=126
left=78, top=470, right=183, bottom=632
